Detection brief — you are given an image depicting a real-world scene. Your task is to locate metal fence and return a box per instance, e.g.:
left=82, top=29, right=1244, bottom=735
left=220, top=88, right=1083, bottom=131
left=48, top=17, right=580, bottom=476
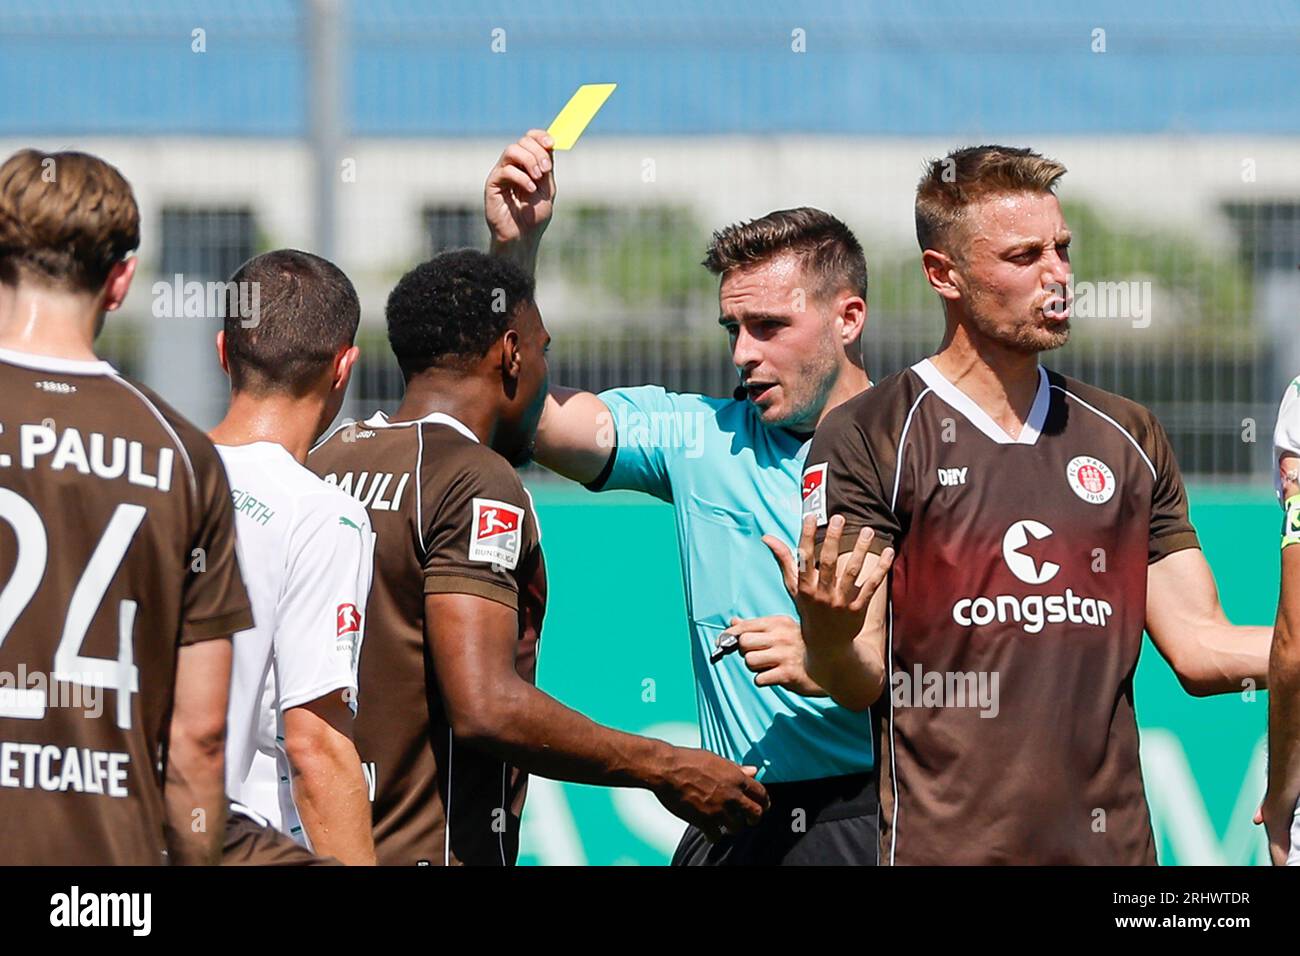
left=85, top=156, right=1297, bottom=483
left=344, top=193, right=1292, bottom=482
left=6, top=1, right=1300, bottom=481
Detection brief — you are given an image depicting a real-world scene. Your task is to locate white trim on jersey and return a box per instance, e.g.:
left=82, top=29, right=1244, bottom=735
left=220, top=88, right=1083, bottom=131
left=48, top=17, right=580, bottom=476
left=912, top=359, right=1050, bottom=445
left=886, top=600, right=898, bottom=867
left=522, top=485, right=542, bottom=544
left=1050, top=385, right=1157, bottom=481
left=229, top=801, right=273, bottom=828
left=885, top=385, right=932, bottom=867
left=890, top=388, right=934, bottom=513
left=109, top=374, right=198, bottom=500
left=368, top=408, right=484, bottom=561
left=415, top=422, right=427, bottom=560
left=0, top=347, right=199, bottom=499
left=362, top=409, right=480, bottom=444
left=308, top=417, right=357, bottom=455
left=0, top=346, right=114, bottom=376
left=500, top=763, right=508, bottom=866
left=445, top=727, right=454, bottom=866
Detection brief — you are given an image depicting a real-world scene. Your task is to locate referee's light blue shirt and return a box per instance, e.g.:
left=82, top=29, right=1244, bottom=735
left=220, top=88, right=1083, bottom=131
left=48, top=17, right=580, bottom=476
left=593, top=385, right=875, bottom=783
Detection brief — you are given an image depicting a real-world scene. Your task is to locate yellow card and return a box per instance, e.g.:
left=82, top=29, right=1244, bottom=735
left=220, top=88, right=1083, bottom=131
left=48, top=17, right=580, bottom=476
left=547, top=83, right=617, bottom=150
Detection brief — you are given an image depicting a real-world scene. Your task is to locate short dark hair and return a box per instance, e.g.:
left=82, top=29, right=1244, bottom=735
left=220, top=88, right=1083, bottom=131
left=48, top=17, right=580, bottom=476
left=386, top=248, right=536, bottom=379
left=222, top=249, right=360, bottom=395
left=702, top=207, right=867, bottom=302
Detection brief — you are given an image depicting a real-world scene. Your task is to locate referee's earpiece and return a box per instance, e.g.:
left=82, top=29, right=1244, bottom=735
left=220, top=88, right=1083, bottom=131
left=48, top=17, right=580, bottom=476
left=734, top=385, right=747, bottom=400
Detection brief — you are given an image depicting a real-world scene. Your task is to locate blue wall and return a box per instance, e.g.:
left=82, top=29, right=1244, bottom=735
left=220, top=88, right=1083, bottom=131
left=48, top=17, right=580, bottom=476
left=1, top=1, right=1297, bottom=137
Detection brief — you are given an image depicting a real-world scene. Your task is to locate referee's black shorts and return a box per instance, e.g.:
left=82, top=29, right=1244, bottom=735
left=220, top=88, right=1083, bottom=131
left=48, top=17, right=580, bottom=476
left=671, top=770, right=878, bottom=866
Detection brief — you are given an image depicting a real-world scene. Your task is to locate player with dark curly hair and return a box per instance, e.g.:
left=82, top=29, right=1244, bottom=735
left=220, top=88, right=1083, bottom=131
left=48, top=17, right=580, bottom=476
left=309, top=249, right=769, bottom=865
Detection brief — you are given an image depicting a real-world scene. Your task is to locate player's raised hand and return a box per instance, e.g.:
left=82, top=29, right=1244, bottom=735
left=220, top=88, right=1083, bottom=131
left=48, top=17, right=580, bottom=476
left=485, top=129, right=556, bottom=250
left=653, top=748, right=769, bottom=843
left=763, top=514, right=894, bottom=651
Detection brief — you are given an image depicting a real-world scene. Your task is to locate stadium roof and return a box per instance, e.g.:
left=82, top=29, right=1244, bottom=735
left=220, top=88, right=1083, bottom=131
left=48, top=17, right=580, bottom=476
left=1, top=0, right=1297, bottom=137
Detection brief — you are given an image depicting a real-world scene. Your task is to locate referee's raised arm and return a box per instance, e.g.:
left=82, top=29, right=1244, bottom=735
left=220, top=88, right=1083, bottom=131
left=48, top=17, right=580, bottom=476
left=485, top=129, right=554, bottom=277
left=484, top=130, right=882, bottom=866
left=485, top=131, right=619, bottom=485
left=532, top=387, right=617, bottom=484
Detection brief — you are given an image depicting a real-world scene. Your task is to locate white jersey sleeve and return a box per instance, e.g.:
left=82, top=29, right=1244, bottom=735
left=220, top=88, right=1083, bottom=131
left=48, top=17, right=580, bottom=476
left=1275, top=375, right=1300, bottom=503
left=273, top=492, right=374, bottom=713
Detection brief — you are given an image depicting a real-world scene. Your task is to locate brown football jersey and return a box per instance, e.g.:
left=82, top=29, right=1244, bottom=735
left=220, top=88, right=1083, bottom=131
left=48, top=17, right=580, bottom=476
left=806, top=360, right=1199, bottom=865
left=222, top=801, right=338, bottom=866
left=0, top=347, right=252, bottom=865
left=308, top=410, right=545, bottom=866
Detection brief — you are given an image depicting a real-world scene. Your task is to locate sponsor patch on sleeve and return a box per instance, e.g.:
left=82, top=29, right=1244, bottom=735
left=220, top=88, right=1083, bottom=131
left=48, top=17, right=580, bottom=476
left=469, top=498, right=525, bottom=570
left=336, top=603, right=362, bottom=658
left=801, top=463, right=828, bottom=526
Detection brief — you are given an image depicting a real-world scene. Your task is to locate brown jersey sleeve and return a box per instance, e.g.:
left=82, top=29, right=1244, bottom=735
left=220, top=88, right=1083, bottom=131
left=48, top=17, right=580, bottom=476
left=807, top=390, right=905, bottom=557
left=1144, top=412, right=1200, bottom=563
left=421, top=444, right=533, bottom=611
left=178, top=430, right=253, bottom=643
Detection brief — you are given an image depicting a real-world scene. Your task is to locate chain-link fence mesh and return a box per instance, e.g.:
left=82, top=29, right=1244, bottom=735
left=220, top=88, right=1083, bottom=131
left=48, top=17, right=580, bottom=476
left=3, top=1, right=1298, bottom=480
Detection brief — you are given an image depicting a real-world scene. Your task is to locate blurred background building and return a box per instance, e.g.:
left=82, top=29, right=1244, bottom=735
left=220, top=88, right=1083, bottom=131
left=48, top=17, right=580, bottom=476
left=2, top=1, right=1297, bottom=865
left=2, top=0, right=1298, bottom=481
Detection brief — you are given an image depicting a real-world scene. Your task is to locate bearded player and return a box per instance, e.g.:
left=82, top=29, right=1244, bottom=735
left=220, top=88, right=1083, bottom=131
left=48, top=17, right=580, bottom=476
left=771, top=145, right=1273, bottom=864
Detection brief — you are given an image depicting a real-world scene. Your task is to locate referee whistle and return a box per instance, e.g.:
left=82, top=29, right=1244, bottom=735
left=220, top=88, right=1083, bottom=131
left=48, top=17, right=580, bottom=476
left=710, top=631, right=740, bottom=664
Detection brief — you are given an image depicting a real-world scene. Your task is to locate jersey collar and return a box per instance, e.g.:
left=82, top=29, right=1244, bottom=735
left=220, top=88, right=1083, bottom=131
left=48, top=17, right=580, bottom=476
left=912, top=358, right=1050, bottom=446
left=362, top=409, right=480, bottom=444
left=0, top=345, right=115, bottom=376
left=214, top=440, right=293, bottom=459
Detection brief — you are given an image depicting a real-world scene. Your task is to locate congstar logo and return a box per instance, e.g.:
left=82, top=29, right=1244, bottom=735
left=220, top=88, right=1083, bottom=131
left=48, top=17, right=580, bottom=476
left=951, top=520, right=1113, bottom=634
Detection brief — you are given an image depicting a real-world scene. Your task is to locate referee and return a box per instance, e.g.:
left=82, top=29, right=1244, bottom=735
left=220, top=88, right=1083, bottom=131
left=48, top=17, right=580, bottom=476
left=485, top=131, right=877, bottom=865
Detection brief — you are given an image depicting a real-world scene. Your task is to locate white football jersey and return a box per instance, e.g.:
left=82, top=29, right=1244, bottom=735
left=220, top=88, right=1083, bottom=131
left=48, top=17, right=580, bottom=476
left=216, top=441, right=373, bottom=848
left=1275, top=374, right=1300, bottom=503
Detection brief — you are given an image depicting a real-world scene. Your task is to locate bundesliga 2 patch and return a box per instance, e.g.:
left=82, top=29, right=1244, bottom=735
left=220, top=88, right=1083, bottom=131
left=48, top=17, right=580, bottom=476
left=802, top=463, right=828, bottom=525
left=337, top=603, right=361, bottom=636
left=336, top=603, right=362, bottom=652
left=469, top=497, right=525, bottom=570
